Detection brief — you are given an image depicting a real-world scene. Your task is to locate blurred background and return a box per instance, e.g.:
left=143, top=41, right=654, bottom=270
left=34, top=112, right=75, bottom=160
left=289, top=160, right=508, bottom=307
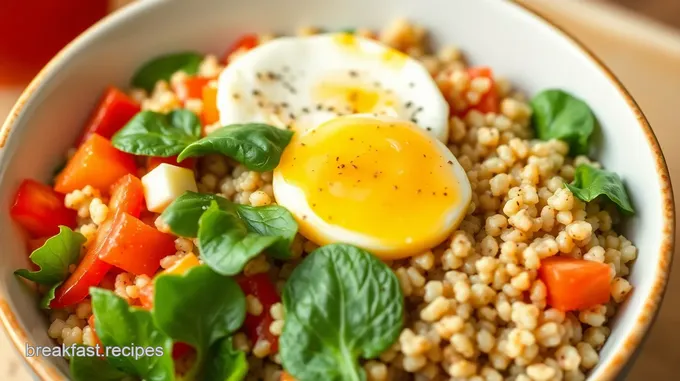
left=0, top=0, right=679, bottom=380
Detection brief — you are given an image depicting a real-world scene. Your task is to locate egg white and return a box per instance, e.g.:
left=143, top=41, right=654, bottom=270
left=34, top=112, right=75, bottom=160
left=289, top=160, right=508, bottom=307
left=216, top=33, right=450, bottom=142
left=272, top=116, right=472, bottom=257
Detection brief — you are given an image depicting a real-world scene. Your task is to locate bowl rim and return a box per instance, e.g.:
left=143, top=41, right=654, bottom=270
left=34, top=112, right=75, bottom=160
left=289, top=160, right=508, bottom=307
left=0, top=1, right=674, bottom=380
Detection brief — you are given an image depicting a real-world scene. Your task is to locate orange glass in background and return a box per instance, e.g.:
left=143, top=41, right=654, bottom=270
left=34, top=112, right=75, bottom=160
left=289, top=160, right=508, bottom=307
left=0, top=0, right=118, bottom=85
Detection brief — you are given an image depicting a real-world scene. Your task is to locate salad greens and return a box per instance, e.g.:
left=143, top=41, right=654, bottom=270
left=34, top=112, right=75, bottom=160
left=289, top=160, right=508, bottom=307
left=111, top=109, right=202, bottom=157
left=566, top=164, right=635, bottom=214
left=530, top=89, right=596, bottom=156
left=14, top=226, right=85, bottom=308
left=178, top=123, right=294, bottom=171
left=203, top=337, right=249, bottom=381
left=280, top=244, right=404, bottom=381
left=70, top=349, right=128, bottom=381
left=131, top=52, right=203, bottom=92
left=153, top=265, right=247, bottom=379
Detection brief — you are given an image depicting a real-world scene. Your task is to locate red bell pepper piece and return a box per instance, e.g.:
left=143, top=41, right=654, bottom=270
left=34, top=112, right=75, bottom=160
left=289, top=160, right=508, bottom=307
left=10, top=179, right=77, bottom=238
left=466, top=66, right=499, bottom=114
left=54, top=134, right=137, bottom=194
left=98, top=212, right=176, bottom=277
left=222, top=33, right=259, bottom=64
left=538, top=256, right=612, bottom=311
left=146, top=156, right=196, bottom=172
left=238, top=273, right=281, bottom=353
left=108, top=174, right=145, bottom=220
left=27, top=236, right=50, bottom=253
left=172, top=77, right=212, bottom=101
left=76, top=87, right=141, bottom=146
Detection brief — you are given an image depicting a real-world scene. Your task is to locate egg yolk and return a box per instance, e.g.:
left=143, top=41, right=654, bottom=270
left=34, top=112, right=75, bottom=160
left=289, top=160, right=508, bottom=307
left=312, top=80, right=398, bottom=114
left=276, top=116, right=467, bottom=257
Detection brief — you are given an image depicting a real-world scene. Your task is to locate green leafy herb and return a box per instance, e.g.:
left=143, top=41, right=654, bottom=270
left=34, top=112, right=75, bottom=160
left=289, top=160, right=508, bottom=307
left=153, top=265, right=246, bottom=378
left=203, top=337, right=249, bottom=381
left=70, top=349, right=127, bottom=381
left=15, top=226, right=85, bottom=307
left=565, top=164, right=635, bottom=214
left=111, top=109, right=201, bottom=157
left=90, top=288, right=175, bottom=381
left=131, top=52, right=203, bottom=92
left=530, top=89, right=596, bottom=155
left=198, top=202, right=279, bottom=275
left=178, top=123, right=294, bottom=171
left=160, top=192, right=297, bottom=259
left=280, top=244, right=404, bottom=381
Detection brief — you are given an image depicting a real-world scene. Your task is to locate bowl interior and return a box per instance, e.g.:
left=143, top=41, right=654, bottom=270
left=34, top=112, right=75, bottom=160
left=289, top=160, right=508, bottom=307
left=0, top=0, right=671, bottom=379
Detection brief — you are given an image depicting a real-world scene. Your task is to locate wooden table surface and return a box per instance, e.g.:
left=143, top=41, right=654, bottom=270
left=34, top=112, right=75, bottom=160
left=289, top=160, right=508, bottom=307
left=1, top=0, right=679, bottom=379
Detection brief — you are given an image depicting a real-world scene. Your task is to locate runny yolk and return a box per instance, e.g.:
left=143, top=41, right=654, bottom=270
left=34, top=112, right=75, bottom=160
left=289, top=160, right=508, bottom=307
left=276, top=116, right=467, bottom=257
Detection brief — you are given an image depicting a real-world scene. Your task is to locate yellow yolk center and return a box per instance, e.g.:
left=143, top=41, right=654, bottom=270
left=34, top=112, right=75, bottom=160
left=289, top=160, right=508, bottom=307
left=276, top=116, right=465, bottom=256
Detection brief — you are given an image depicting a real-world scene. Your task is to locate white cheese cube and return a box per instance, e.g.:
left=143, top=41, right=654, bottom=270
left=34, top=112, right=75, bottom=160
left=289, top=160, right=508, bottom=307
left=141, top=163, right=198, bottom=213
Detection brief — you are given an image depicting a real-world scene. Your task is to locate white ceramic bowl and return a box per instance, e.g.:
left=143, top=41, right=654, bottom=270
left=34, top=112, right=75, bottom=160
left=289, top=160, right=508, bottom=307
left=0, top=0, right=674, bottom=380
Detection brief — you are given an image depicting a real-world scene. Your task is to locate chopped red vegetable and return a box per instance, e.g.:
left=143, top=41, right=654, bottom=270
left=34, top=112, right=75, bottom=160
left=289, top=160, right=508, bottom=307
left=538, top=256, right=612, bottom=311
left=172, top=342, right=194, bottom=360
left=54, top=134, right=137, bottom=194
left=172, top=77, right=212, bottom=101
left=201, top=83, right=219, bottom=128
left=467, top=67, right=499, bottom=114
left=146, top=156, right=196, bottom=172
left=27, top=236, right=50, bottom=253
left=98, top=212, right=176, bottom=277
left=222, top=33, right=259, bottom=64
left=10, top=179, right=77, bottom=238
left=87, top=314, right=105, bottom=355
left=108, top=174, right=145, bottom=220
left=75, top=87, right=141, bottom=146
left=237, top=273, right=281, bottom=353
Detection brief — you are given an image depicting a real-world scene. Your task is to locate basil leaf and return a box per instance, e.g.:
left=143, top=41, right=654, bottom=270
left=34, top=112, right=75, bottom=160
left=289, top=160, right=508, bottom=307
left=40, top=283, right=61, bottom=309
left=131, top=52, right=203, bottom=92
left=70, top=350, right=127, bottom=381
left=203, top=337, right=249, bottom=381
left=15, top=226, right=85, bottom=284
left=90, top=288, right=175, bottom=381
left=161, top=192, right=297, bottom=259
left=530, top=89, right=596, bottom=155
left=112, top=109, right=201, bottom=157
left=178, top=123, right=294, bottom=171
left=565, top=164, right=635, bottom=214
left=280, top=244, right=404, bottom=381
left=235, top=205, right=297, bottom=259
left=161, top=192, right=232, bottom=237
left=198, top=202, right=279, bottom=275
left=153, top=264, right=246, bottom=378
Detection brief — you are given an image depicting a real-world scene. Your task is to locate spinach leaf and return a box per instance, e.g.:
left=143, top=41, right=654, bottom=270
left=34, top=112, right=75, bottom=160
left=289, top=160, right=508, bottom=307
left=565, top=164, right=635, bottom=214
left=235, top=205, right=297, bottom=259
left=280, top=244, right=404, bottom=381
left=40, top=283, right=61, bottom=309
left=161, top=192, right=297, bottom=258
left=153, top=265, right=246, bottom=378
left=111, top=109, right=201, bottom=157
left=90, top=288, right=175, bottom=381
left=70, top=349, right=127, bottom=381
left=15, top=226, right=85, bottom=284
left=160, top=192, right=232, bottom=237
left=178, top=123, right=294, bottom=171
left=203, top=337, right=249, bottom=381
left=131, top=52, right=203, bottom=92
left=198, top=202, right=279, bottom=275
left=530, top=89, right=596, bottom=155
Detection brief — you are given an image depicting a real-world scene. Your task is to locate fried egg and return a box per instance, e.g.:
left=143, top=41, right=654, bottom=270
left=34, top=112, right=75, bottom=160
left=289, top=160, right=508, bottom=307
left=273, top=115, right=471, bottom=259
left=216, top=33, right=450, bottom=142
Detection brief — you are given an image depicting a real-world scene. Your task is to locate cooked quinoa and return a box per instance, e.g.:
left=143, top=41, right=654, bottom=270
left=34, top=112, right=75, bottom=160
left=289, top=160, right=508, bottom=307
left=31, top=18, right=637, bottom=381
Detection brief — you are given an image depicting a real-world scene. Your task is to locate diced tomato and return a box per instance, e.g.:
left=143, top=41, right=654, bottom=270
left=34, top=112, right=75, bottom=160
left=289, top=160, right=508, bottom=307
left=76, top=87, right=141, bottom=146
left=466, top=66, right=499, bottom=114
left=51, top=220, right=114, bottom=308
left=281, top=372, right=296, bottom=381
left=54, top=134, right=137, bottom=194
left=108, top=174, right=145, bottom=219
left=146, top=156, right=196, bottom=172
left=222, top=33, right=259, bottom=64
left=98, top=212, right=176, bottom=277
left=538, top=256, right=612, bottom=311
left=10, top=179, right=77, bottom=238
left=27, top=236, right=49, bottom=253
left=172, top=342, right=194, bottom=359
left=173, top=77, right=212, bottom=101
left=201, top=83, right=219, bottom=128
left=237, top=273, right=281, bottom=353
